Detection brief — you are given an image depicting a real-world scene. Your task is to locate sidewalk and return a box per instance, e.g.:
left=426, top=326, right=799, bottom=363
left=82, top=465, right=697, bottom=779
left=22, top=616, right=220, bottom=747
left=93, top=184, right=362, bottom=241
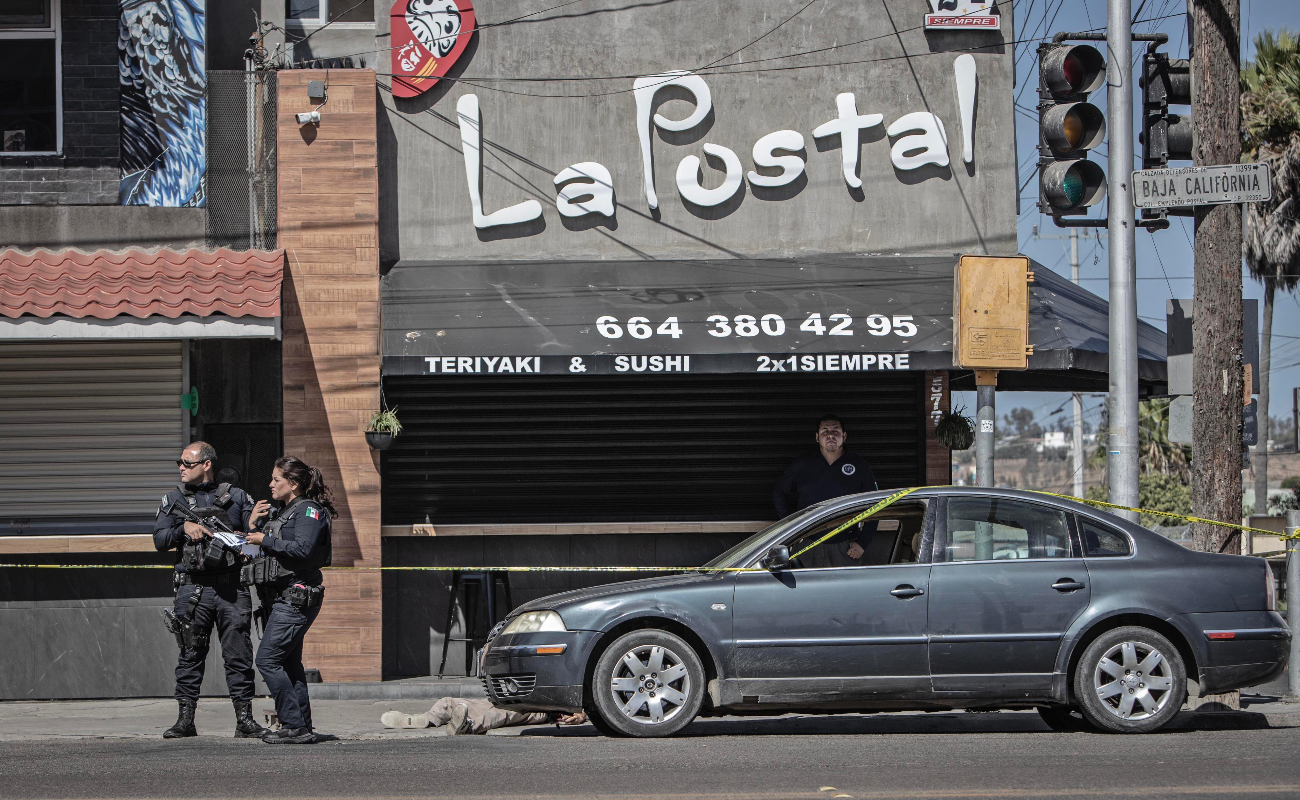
left=0, top=683, right=1295, bottom=741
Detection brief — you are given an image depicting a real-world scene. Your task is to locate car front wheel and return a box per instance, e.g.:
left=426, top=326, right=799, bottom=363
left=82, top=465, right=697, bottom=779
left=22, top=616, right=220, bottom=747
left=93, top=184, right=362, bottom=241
left=590, top=629, right=705, bottom=738
left=1074, top=626, right=1186, bottom=733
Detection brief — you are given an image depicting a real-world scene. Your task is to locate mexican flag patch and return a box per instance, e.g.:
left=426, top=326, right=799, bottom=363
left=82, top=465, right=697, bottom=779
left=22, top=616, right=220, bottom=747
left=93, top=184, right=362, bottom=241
left=305, top=507, right=320, bottom=520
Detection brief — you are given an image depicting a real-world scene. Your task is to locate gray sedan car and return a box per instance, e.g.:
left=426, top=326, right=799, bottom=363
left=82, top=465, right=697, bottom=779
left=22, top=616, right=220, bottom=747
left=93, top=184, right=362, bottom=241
left=478, top=487, right=1288, bottom=737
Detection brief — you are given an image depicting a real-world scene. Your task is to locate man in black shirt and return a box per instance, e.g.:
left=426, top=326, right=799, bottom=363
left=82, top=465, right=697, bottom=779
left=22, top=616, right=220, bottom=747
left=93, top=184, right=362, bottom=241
left=773, top=415, right=879, bottom=555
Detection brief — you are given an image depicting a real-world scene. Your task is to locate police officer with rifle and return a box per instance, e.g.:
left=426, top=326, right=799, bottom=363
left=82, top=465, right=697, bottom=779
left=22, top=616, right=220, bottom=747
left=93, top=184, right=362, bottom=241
left=153, top=442, right=266, bottom=739
left=243, top=455, right=333, bottom=745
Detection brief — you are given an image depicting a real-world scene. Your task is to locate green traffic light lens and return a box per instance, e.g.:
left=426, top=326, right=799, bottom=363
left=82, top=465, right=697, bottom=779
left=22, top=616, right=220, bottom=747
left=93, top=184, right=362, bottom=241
left=1060, top=168, right=1085, bottom=207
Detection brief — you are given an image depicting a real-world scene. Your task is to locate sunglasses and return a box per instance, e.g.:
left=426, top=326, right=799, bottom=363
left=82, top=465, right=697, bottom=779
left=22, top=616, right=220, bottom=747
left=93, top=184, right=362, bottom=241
left=176, top=459, right=208, bottom=468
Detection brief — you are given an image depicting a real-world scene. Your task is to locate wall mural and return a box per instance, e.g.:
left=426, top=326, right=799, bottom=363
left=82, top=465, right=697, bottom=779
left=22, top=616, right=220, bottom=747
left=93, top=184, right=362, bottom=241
left=118, top=0, right=206, bottom=207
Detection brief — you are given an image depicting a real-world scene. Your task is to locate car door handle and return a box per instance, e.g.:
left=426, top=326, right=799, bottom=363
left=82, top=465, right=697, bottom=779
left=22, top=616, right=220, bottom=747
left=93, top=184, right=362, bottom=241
left=891, top=585, right=925, bottom=598
left=1052, top=579, right=1086, bottom=592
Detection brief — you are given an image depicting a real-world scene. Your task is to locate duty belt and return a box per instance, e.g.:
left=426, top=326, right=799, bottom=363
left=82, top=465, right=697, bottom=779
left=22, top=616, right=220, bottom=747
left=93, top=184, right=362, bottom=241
left=276, top=582, right=324, bottom=610
left=175, top=571, right=241, bottom=587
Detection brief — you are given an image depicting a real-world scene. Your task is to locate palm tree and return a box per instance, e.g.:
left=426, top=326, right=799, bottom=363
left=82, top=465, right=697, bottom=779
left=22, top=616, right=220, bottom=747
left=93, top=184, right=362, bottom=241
left=1089, top=399, right=1190, bottom=480
left=1241, top=30, right=1300, bottom=517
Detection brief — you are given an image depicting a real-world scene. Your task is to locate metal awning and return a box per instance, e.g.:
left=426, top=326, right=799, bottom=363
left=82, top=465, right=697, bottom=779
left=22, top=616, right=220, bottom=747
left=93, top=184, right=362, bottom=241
left=382, top=255, right=1165, bottom=391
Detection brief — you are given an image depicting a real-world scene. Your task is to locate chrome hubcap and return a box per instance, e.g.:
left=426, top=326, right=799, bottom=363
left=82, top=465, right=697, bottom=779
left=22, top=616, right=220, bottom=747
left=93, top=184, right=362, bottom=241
left=1094, top=640, right=1174, bottom=721
left=609, top=644, right=691, bottom=725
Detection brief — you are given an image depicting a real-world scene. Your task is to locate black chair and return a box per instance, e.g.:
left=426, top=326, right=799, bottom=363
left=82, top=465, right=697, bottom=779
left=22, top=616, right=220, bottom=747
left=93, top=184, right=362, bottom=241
left=437, top=570, right=513, bottom=678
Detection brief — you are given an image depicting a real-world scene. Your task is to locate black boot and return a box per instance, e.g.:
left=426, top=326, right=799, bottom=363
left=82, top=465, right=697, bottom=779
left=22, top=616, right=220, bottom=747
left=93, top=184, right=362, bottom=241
left=163, top=698, right=197, bottom=739
left=262, top=726, right=316, bottom=744
left=233, top=699, right=267, bottom=739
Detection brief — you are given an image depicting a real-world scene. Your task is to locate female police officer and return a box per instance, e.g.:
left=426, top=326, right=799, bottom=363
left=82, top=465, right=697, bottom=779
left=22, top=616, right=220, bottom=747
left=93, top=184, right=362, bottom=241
left=244, top=456, right=333, bottom=744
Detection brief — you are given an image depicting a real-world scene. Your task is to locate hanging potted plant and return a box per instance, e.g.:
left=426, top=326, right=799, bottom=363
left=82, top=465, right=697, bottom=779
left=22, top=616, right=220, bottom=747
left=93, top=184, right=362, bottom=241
left=935, top=406, right=976, bottom=451
left=365, top=408, right=402, bottom=451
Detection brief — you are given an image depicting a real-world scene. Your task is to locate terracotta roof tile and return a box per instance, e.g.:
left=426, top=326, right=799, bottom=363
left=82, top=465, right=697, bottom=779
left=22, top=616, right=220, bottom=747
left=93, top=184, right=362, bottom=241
left=0, top=248, right=283, bottom=320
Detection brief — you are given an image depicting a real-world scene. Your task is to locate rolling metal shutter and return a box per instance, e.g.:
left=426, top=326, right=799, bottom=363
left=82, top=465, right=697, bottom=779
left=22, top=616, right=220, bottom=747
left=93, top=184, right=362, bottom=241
left=0, top=341, right=183, bottom=523
left=383, top=372, right=924, bottom=525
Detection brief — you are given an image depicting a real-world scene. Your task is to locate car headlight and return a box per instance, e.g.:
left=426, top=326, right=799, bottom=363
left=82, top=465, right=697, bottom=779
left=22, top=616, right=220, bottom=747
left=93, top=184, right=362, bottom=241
left=502, top=610, right=568, bottom=635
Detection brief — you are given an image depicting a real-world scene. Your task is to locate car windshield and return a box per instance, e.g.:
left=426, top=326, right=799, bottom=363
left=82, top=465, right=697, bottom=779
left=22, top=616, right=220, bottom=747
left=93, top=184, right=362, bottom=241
left=700, top=505, right=828, bottom=569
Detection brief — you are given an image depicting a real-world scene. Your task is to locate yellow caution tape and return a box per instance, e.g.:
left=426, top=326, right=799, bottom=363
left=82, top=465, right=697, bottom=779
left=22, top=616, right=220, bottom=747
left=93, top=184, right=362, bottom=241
left=790, top=487, right=920, bottom=559
left=0, top=484, right=1293, bottom=574
left=1028, top=489, right=1297, bottom=539
left=0, top=563, right=761, bottom=572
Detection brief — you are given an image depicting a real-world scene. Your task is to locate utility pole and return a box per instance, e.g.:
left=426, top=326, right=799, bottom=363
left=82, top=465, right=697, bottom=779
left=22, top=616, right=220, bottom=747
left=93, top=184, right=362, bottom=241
left=1069, top=229, right=1085, bottom=500
left=1189, top=0, right=1244, bottom=552
left=1032, top=226, right=1104, bottom=498
left=976, top=372, right=996, bottom=488
left=1107, top=0, right=1140, bottom=523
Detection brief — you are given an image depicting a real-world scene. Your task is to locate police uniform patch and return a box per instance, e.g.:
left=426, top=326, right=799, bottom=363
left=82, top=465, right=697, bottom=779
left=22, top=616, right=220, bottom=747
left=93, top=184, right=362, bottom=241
left=842, top=463, right=856, bottom=476
left=305, top=507, right=320, bottom=520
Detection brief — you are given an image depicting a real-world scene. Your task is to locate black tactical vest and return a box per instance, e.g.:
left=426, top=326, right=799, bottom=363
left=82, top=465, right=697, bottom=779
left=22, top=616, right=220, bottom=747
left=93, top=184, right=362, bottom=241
left=178, top=482, right=239, bottom=572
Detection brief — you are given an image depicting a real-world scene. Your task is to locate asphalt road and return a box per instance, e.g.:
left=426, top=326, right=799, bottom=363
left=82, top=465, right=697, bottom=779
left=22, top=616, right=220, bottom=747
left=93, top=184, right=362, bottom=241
left=2, top=712, right=1298, bottom=800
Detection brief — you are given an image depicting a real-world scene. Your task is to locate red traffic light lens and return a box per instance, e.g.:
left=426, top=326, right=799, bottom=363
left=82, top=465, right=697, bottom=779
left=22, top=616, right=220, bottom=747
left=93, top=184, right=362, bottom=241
left=1043, top=45, right=1105, bottom=97
left=1062, top=54, right=1085, bottom=94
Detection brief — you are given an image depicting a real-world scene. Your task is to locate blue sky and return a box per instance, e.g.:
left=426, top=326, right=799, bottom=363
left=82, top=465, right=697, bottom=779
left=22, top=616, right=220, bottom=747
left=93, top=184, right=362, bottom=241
left=956, top=0, right=1300, bottom=443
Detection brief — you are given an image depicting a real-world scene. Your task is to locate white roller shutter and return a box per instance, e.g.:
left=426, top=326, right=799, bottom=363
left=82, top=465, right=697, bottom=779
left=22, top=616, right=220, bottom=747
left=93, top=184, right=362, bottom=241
left=0, top=341, right=183, bottom=519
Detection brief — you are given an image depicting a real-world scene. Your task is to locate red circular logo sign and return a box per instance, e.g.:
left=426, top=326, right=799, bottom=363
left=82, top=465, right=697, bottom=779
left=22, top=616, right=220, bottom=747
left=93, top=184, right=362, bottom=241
left=390, top=0, right=476, bottom=98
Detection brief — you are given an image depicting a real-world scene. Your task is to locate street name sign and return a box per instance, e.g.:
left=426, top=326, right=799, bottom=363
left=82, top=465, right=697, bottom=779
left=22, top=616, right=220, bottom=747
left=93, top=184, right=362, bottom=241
left=1132, top=163, right=1271, bottom=209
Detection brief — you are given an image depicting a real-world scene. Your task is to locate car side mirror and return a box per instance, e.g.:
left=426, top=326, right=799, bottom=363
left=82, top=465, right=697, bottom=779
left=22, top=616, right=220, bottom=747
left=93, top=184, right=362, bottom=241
left=761, top=545, right=791, bottom=571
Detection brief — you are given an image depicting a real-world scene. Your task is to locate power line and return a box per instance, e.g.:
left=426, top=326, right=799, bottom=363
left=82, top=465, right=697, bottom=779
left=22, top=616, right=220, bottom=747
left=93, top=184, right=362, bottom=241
left=699, top=0, right=825, bottom=70
left=308, top=0, right=1027, bottom=74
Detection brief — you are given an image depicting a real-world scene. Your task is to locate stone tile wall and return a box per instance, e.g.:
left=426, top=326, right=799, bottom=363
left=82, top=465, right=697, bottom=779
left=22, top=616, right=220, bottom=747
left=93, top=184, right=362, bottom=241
left=277, top=69, right=382, bottom=682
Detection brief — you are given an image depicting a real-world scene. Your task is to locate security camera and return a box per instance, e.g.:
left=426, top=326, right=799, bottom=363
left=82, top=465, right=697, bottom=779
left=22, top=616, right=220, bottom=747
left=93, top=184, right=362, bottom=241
left=296, top=110, right=320, bottom=125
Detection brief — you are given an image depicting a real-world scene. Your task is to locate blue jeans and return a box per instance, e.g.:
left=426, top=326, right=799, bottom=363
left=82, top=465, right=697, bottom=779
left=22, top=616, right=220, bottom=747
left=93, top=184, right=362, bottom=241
left=255, top=597, right=321, bottom=730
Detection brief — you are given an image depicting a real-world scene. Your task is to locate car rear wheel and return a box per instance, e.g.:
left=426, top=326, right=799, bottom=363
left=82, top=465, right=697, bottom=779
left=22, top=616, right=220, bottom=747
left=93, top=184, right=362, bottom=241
left=1036, top=705, right=1094, bottom=732
left=590, top=629, right=705, bottom=738
left=1074, top=626, right=1186, bottom=734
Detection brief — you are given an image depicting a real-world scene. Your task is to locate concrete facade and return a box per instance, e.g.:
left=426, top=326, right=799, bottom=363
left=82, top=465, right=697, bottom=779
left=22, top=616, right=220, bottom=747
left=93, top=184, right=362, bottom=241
left=373, top=0, right=1017, bottom=263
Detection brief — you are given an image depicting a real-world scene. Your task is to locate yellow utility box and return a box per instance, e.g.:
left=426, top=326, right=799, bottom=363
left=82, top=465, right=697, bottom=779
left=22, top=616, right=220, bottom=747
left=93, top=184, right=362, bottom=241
left=953, top=255, right=1033, bottom=371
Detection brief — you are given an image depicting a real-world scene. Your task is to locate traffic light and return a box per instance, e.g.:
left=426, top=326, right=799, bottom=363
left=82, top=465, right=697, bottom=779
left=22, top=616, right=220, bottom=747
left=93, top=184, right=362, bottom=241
left=1139, top=51, right=1193, bottom=220
left=1140, top=52, right=1192, bottom=168
left=1037, top=43, right=1107, bottom=219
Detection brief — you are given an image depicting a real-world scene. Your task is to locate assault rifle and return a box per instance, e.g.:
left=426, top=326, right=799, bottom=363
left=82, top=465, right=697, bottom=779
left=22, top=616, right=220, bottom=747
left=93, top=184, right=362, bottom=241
left=167, top=493, right=246, bottom=570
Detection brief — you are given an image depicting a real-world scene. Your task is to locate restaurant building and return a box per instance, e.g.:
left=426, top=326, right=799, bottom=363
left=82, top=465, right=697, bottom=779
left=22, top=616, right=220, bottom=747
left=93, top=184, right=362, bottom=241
left=0, top=0, right=1166, bottom=695
left=362, top=0, right=1165, bottom=679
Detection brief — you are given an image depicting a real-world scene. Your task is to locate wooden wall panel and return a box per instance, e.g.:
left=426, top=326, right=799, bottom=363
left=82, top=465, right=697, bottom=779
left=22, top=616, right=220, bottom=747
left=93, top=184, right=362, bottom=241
left=278, top=70, right=382, bottom=682
left=924, top=371, right=952, bottom=486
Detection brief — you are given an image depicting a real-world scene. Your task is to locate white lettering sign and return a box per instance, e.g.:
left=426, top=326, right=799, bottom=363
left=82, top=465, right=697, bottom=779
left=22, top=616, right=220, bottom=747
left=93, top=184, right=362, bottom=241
left=677, top=143, right=744, bottom=206
left=748, top=129, right=805, bottom=187
left=453, top=56, right=980, bottom=229
left=1132, top=163, right=1272, bottom=209
left=633, top=70, right=713, bottom=211
left=813, top=93, right=884, bottom=190
left=456, top=94, right=543, bottom=229
left=887, top=112, right=950, bottom=171
left=554, top=162, right=615, bottom=218
left=424, top=355, right=542, bottom=373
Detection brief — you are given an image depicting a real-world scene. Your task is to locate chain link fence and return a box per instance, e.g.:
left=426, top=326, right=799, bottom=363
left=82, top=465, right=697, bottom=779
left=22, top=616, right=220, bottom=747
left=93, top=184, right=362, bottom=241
left=207, top=70, right=277, bottom=250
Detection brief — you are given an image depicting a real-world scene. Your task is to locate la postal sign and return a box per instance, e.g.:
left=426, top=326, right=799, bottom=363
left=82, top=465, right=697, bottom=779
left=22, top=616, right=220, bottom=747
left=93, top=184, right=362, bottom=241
left=1133, top=163, right=1272, bottom=209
